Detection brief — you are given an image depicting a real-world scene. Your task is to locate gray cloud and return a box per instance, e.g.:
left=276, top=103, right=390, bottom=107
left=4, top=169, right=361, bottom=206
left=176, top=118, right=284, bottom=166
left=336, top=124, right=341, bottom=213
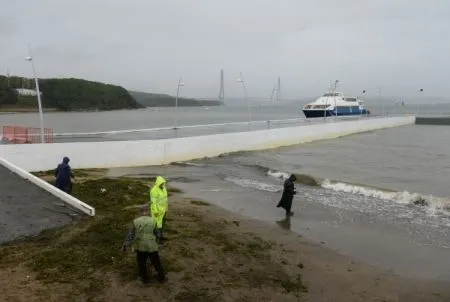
left=1, top=0, right=449, bottom=99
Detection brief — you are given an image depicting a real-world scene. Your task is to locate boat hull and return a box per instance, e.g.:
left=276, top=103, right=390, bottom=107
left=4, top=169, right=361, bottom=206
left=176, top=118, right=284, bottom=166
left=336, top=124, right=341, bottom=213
left=302, top=108, right=369, bottom=118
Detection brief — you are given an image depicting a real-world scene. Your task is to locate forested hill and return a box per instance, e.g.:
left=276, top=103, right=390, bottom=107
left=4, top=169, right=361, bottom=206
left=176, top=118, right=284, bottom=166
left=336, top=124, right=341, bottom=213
left=0, top=76, right=142, bottom=111
left=129, top=90, right=223, bottom=107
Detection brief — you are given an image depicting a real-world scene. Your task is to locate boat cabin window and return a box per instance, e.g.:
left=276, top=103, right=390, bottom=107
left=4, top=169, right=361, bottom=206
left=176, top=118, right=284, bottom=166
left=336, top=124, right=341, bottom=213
left=322, top=93, right=341, bottom=97
left=345, top=97, right=357, bottom=102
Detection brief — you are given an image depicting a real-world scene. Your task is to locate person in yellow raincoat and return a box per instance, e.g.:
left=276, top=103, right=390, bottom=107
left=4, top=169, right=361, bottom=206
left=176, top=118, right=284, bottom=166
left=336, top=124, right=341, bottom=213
left=149, top=176, right=168, bottom=243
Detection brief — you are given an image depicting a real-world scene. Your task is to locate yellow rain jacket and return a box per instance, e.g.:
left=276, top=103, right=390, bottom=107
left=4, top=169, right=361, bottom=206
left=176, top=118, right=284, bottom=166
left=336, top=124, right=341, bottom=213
left=149, top=176, right=168, bottom=228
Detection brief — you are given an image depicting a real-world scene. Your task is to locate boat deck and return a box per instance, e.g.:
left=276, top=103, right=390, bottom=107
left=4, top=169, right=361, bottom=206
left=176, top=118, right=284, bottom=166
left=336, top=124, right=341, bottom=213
left=0, top=164, right=83, bottom=244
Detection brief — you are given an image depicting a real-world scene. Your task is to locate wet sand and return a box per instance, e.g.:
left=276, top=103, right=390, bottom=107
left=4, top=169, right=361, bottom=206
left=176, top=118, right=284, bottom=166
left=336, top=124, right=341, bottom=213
left=172, top=179, right=450, bottom=281
left=207, top=203, right=450, bottom=302
left=0, top=165, right=83, bottom=244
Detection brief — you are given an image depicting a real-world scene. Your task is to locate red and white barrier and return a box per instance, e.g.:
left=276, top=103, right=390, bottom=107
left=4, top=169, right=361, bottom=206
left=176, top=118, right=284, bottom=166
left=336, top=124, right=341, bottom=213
left=1, top=125, right=53, bottom=144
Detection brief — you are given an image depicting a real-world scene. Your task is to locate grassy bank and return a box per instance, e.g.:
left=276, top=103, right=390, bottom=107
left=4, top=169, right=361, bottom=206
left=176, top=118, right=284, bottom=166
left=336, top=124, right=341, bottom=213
left=0, top=106, right=59, bottom=113
left=0, top=170, right=306, bottom=301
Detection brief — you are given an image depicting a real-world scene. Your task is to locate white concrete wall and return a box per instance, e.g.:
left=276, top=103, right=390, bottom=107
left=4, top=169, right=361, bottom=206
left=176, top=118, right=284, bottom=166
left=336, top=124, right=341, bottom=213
left=0, top=116, right=414, bottom=172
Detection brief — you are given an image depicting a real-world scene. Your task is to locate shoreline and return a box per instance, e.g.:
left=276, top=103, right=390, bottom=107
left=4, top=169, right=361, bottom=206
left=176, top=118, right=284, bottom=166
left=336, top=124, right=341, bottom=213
left=0, top=170, right=449, bottom=301
left=0, top=107, right=59, bottom=113
left=0, top=104, right=223, bottom=114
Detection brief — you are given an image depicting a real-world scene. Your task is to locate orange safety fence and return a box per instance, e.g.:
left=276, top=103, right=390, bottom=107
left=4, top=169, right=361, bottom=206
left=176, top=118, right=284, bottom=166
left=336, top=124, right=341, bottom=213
left=1, top=125, right=54, bottom=144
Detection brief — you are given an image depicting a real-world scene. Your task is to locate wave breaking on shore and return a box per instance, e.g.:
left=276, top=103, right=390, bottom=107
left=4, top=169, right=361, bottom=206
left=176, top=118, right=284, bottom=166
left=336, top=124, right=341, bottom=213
left=244, top=165, right=450, bottom=215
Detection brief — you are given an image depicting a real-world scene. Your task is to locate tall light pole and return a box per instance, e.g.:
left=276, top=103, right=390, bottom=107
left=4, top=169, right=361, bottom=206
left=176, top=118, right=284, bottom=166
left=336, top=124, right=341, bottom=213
left=361, top=89, right=367, bottom=117
left=377, top=86, right=383, bottom=116
left=174, top=77, right=184, bottom=129
left=237, top=72, right=251, bottom=129
left=25, top=45, right=45, bottom=143
left=333, top=80, right=339, bottom=119
left=277, top=76, right=281, bottom=102
left=416, top=88, right=423, bottom=116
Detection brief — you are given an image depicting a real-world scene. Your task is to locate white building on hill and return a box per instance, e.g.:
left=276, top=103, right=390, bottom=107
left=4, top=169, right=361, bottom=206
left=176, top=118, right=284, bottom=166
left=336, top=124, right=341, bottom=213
left=15, top=88, right=41, bottom=96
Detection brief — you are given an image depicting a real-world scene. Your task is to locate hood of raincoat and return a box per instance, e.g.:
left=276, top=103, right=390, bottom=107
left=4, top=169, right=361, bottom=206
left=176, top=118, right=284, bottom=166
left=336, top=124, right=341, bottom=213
left=154, top=176, right=166, bottom=188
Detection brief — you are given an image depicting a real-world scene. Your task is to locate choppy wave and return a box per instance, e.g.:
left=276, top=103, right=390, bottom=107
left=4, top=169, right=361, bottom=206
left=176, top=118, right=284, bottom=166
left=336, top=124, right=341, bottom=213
left=321, top=179, right=450, bottom=213
left=262, top=167, right=450, bottom=214
left=224, top=176, right=281, bottom=192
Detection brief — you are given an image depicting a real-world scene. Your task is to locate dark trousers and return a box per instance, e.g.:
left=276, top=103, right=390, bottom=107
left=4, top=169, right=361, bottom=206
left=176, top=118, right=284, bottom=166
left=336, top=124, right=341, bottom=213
left=157, top=213, right=167, bottom=241
left=136, top=250, right=165, bottom=282
left=56, top=182, right=72, bottom=194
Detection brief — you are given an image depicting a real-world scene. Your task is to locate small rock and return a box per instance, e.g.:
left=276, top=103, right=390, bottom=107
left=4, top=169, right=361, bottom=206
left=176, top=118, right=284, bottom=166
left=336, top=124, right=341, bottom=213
left=413, top=198, right=427, bottom=206
left=232, top=220, right=240, bottom=227
left=297, top=263, right=304, bottom=269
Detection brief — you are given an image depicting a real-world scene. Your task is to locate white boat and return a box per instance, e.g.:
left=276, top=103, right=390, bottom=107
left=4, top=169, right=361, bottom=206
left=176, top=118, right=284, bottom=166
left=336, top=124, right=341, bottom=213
left=302, top=91, right=370, bottom=118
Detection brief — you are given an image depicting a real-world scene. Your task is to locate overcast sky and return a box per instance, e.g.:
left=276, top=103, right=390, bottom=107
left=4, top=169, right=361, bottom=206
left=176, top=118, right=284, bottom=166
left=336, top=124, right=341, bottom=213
left=1, top=0, right=449, bottom=99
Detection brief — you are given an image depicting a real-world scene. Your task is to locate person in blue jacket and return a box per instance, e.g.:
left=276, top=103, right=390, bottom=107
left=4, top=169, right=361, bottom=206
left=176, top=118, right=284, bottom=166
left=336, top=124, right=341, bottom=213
left=55, top=156, right=74, bottom=194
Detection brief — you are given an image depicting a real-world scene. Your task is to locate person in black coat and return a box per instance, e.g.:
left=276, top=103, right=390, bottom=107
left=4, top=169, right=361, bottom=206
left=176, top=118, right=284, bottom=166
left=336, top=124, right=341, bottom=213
left=276, top=174, right=297, bottom=216
left=55, top=156, right=74, bottom=194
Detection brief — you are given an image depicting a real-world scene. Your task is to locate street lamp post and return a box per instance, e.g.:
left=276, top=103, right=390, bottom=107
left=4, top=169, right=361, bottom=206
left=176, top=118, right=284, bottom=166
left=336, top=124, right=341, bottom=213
left=376, top=87, right=384, bottom=117
left=333, top=80, right=339, bottom=120
left=174, top=77, right=184, bottom=130
left=416, top=88, right=423, bottom=116
left=237, top=72, right=251, bottom=130
left=25, top=46, right=45, bottom=143
left=361, top=90, right=367, bottom=118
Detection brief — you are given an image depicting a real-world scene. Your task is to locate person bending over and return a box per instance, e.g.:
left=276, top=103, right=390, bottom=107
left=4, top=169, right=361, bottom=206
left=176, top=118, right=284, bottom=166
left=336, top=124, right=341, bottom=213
left=122, top=205, right=167, bottom=285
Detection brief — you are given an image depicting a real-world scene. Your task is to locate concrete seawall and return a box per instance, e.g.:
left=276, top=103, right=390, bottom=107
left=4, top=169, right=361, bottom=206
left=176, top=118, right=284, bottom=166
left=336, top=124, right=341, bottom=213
left=0, top=116, right=415, bottom=172
left=415, top=117, right=450, bottom=125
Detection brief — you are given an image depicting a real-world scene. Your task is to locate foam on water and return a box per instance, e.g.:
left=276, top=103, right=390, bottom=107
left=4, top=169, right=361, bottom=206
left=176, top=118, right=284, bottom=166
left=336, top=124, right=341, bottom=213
left=224, top=176, right=281, bottom=192
left=267, top=169, right=290, bottom=180
left=321, top=179, right=450, bottom=214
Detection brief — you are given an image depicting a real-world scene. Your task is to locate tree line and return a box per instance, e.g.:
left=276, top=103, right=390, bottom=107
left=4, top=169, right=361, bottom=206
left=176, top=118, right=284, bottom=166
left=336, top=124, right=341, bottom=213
left=0, top=75, right=142, bottom=111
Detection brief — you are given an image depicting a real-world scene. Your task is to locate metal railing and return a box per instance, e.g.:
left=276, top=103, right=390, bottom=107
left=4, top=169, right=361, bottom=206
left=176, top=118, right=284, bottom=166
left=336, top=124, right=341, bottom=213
left=49, top=114, right=382, bottom=143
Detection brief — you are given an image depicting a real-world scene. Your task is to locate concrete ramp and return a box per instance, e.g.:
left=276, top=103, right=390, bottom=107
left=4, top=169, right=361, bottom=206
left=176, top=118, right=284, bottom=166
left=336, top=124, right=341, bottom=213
left=0, top=164, right=85, bottom=244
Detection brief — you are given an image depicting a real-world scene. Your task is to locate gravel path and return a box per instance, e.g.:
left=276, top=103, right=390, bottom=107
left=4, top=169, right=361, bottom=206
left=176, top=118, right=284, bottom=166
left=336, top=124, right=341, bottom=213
left=0, top=165, right=84, bottom=244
